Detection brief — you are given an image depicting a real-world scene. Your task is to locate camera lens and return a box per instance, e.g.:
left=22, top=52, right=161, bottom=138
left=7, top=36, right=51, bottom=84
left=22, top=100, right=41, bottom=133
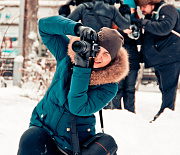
left=72, top=41, right=84, bottom=52
left=132, top=31, right=138, bottom=38
left=72, top=41, right=91, bottom=54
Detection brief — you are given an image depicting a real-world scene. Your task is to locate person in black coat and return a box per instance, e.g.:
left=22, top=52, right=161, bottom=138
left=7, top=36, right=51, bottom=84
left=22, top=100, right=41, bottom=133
left=67, top=0, right=131, bottom=32
left=104, top=1, right=141, bottom=113
left=133, top=0, right=180, bottom=121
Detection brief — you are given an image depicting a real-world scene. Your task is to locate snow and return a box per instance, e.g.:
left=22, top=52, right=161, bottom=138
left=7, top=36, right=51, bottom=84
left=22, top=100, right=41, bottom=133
left=28, top=31, right=37, bottom=40
left=14, top=55, right=24, bottom=62
left=0, top=81, right=180, bottom=155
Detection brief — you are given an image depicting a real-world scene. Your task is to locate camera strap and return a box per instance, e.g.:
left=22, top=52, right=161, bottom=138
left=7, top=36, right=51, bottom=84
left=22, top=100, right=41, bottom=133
left=99, top=110, right=104, bottom=133
left=70, top=110, right=104, bottom=155
left=70, top=113, right=80, bottom=155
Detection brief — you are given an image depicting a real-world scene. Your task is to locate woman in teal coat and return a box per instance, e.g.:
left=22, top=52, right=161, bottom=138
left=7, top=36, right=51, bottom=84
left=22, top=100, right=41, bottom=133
left=18, top=15, right=129, bottom=155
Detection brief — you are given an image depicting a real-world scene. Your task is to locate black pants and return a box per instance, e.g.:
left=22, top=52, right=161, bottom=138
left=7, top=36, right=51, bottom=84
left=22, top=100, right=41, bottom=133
left=18, top=127, right=117, bottom=155
left=154, top=61, right=180, bottom=115
left=17, top=126, right=68, bottom=155
left=104, top=69, right=138, bottom=113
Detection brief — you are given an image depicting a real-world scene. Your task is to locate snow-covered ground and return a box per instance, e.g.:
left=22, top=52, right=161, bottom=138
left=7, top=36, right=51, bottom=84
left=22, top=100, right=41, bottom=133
left=0, top=80, right=180, bottom=155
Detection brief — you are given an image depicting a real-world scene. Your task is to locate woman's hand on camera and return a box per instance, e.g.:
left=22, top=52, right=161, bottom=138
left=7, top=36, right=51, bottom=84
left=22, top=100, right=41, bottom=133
left=76, top=26, right=97, bottom=42
left=74, top=52, right=90, bottom=68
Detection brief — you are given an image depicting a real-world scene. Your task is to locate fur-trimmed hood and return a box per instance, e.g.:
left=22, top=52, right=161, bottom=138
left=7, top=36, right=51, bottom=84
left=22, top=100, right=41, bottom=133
left=68, top=36, right=129, bottom=86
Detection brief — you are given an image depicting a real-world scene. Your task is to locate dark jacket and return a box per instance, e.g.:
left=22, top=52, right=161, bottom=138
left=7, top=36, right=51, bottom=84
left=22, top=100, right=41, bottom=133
left=120, top=31, right=140, bottom=70
left=141, top=1, right=180, bottom=68
left=68, top=0, right=130, bottom=32
left=30, top=15, right=129, bottom=153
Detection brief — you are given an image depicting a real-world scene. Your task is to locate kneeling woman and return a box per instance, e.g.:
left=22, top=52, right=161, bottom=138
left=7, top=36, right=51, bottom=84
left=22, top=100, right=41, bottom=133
left=17, top=15, right=129, bottom=155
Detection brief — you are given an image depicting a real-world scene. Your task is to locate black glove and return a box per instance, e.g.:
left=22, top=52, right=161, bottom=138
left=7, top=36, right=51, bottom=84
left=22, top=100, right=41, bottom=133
left=74, top=51, right=90, bottom=68
left=119, top=4, right=131, bottom=16
left=66, top=0, right=76, bottom=6
left=131, top=18, right=143, bottom=28
left=75, top=26, right=97, bottom=42
left=58, top=5, right=70, bottom=17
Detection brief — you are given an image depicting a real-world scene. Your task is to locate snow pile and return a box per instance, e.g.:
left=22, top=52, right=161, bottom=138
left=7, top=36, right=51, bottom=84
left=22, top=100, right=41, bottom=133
left=14, top=55, right=24, bottom=63
left=97, top=108, right=180, bottom=155
left=0, top=83, right=180, bottom=155
left=0, top=85, right=37, bottom=155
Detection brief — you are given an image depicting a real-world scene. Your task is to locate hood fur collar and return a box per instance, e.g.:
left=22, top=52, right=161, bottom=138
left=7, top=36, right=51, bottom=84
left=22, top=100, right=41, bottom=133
left=68, top=36, right=129, bottom=86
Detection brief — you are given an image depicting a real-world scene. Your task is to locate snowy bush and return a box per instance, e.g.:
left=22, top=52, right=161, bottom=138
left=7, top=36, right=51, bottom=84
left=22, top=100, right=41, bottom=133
left=20, top=55, right=56, bottom=101
left=20, top=31, right=56, bottom=101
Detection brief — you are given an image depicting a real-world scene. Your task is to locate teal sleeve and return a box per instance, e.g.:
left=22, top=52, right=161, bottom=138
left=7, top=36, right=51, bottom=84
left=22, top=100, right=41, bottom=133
left=67, top=66, right=118, bottom=116
left=38, top=15, right=81, bottom=61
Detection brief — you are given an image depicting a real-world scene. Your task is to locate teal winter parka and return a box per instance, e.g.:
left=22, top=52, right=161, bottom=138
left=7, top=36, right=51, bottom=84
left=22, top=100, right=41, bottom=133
left=30, top=15, right=129, bottom=153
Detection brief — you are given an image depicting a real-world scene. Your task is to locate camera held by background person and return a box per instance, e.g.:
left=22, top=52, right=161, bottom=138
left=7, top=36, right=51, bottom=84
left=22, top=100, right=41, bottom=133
left=128, top=24, right=140, bottom=40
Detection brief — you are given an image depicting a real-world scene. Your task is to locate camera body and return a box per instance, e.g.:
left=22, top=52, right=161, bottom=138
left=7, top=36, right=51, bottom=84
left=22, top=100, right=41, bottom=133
left=72, top=40, right=99, bottom=57
left=128, top=24, right=140, bottom=40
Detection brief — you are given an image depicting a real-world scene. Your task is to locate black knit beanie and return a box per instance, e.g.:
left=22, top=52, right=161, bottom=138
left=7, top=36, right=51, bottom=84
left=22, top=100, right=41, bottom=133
left=97, top=27, right=124, bottom=61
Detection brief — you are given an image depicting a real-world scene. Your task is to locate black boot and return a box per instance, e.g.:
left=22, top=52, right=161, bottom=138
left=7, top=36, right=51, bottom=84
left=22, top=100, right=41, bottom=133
left=149, top=112, right=161, bottom=123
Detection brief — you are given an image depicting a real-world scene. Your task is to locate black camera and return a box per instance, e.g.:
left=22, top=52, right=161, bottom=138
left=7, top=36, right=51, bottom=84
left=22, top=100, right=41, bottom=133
left=131, top=25, right=139, bottom=38
left=72, top=40, right=99, bottom=57
left=128, top=24, right=140, bottom=40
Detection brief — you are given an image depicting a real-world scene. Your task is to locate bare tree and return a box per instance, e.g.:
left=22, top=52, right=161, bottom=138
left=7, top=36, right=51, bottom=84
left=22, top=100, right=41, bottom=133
left=23, top=0, right=39, bottom=58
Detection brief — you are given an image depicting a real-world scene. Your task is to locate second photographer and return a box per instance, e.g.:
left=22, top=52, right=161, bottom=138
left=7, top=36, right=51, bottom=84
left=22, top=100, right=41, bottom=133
left=105, top=0, right=141, bottom=113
